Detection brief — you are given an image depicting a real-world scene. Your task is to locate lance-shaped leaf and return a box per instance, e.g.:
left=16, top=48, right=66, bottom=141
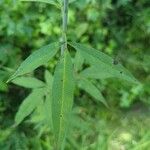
left=8, top=42, right=59, bottom=82
left=21, top=0, right=58, bottom=6
left=15, top=88, right=45, bottom=125
left=80, top=64, right=136, bottom=83
left=69, top=42, right=138, bottom=84
left=12, top=77, right=45, bottom=88
left=44, top=70, right=53, bottom=89
left=52, top=50, right=75, bottom=148
left=77, top=78, right=108, bottom=107
left=43, top=70, right=53, bottom=127
left=43, top=94, right=53, bottom=127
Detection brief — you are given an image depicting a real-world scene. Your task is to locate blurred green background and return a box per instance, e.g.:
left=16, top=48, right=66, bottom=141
left=0, top=0, right=150, bottom=149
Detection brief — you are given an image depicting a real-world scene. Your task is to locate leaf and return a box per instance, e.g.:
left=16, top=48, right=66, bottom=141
left=21, top=0, right=58, bottom=6
left=8, top=42, right=59, bottom=82
left=77, top=77, right=108, bottom=107
left=52, top=50, right=75, bottom=148
left=12, top=77, right=45, bottom=88
left=15, top=88, right=45, bottom=125
left=69, top=42, right=138, bottom=84
left=74, top=50, right=84, bottom=72
left=76, top=23, right=88, bottom=38
left=44, top=70, right=53, bottom=127
left=43, top=94, right=52, bottom=127
left=44, top=70, right=53, bottom=89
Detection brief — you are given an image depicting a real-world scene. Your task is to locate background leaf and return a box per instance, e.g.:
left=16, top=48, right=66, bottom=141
left=52, top=50, right=75, bottom=148
left=74, top=50, right=84, bottom=72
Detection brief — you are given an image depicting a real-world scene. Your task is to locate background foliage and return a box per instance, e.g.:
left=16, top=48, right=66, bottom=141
left=0, top=0, right=150, bottom=149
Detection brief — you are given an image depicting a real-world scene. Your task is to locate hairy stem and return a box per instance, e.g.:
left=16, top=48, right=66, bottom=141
left=61, top=0, right=69, bottom=55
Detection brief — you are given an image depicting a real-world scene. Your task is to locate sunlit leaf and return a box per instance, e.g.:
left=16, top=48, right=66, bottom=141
left=8, top=42, right=59, bottom=82
left=15, top=88, right=45, bottom=125
left=52, top=50, right=75, bottom=148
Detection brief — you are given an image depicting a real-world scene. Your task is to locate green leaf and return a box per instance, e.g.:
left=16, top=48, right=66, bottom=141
left=12, top=77, right=45, bottom=88
left=69, top=42, right=138, bottom=84
left=77, top=77, right=108, bottom=107
left=43, top=94, right=52, bottom=128
left=15, top=88, right=45, bottom=125
left=8, top=42, right=59, bottom=82
left=52, top=50, right=75, bottom=148
left=44, top=70, right=53, bottom=127
left=44, top=70, right=53, bottom=89
left=74, top=50, right=84, bottom=72
left=76, top=23, right=88, bottom=38
left=21, top=0, right=58, bottom=6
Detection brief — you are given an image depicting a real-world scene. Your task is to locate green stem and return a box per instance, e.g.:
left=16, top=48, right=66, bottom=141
left=61, top=0, right=69, bottom=55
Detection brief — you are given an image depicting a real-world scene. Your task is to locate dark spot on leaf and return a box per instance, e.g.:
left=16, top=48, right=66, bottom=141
left=113, top=60, right=119, bottom=65
left=60, top=114, right=62, bottom=118
left=120, top=71, right=123, bottom=74
left=43, top=95, right=46, bottom=102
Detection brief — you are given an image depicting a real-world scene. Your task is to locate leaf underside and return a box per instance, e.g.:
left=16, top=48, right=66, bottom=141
left=8, top=42, right=59, bottom=82
left=69, top=42, right=138, bottom=84
left=52, top=50, right=75, bottom=148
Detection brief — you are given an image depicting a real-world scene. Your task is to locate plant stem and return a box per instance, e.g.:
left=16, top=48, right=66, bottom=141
left=61, top=0, right=69, bottom=55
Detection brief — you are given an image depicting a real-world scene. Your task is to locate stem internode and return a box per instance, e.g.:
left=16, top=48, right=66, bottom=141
left=61, top=0, right=69, bottom=55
